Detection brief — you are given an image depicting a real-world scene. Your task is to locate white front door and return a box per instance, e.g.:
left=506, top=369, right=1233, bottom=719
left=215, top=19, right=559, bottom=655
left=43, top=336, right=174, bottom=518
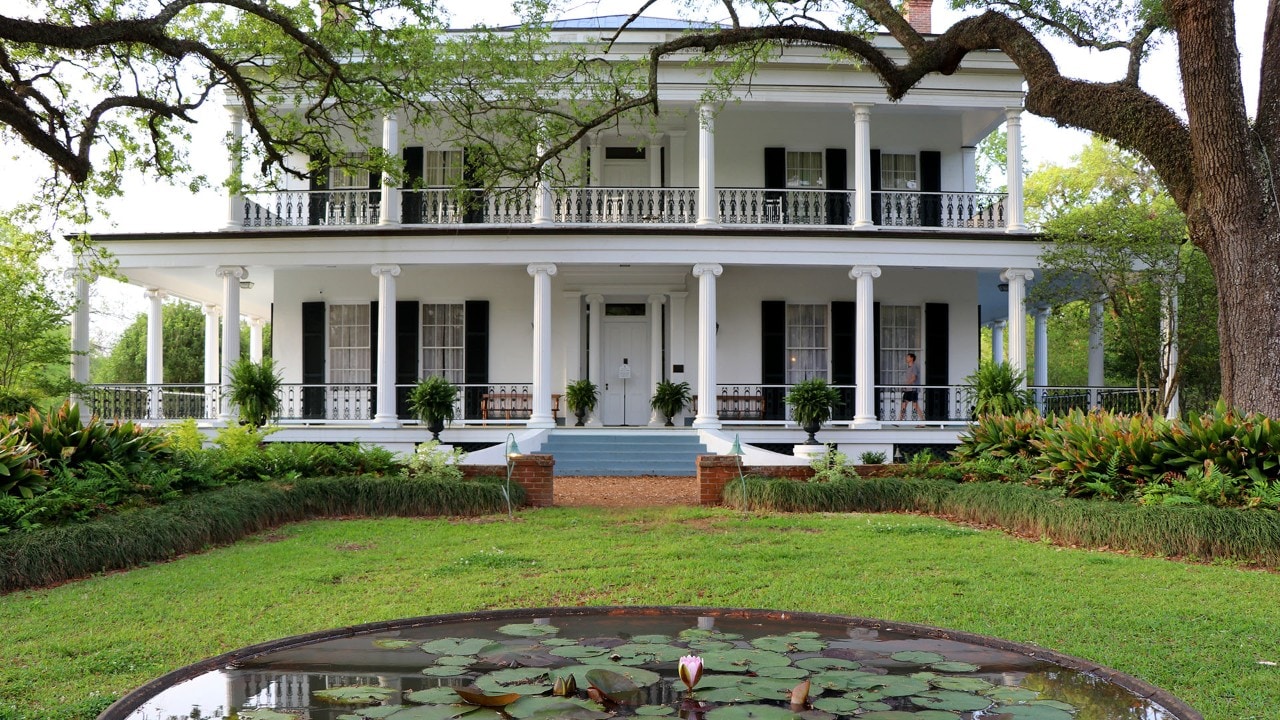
left=600, top=316, right=650, bottom=426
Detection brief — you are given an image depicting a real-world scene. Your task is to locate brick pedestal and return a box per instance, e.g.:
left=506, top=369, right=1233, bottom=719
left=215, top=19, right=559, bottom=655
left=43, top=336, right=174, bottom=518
left=462, top=454, right=555, bottom=507
left=697, top=455, right=816, bottom=505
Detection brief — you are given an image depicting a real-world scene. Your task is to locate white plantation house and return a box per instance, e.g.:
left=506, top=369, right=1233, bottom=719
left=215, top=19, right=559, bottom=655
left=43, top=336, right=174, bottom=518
left=75, top=8, right=1125, bottom=467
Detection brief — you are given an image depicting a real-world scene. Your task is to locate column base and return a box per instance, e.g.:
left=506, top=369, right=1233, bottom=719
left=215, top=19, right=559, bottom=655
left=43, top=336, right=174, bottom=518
left=1006, top=224, right=1028, bottom=233
left=371, top=415, right=401, bottom=429
left=377, top=220, right=401, bottom=228
left=692, top=417, right=722, bottom=429
left=851, top=417, right=881, bottom=430
left=852, top=221, right=876, bottom=230
left=527, top=417, right=556, bottom=429
left=695, top=219, right=721, bottom=227
left=532, top=217, right=554, bottom=226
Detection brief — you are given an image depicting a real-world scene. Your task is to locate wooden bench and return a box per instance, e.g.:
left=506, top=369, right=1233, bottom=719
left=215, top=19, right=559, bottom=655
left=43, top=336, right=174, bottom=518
left=480, top=393, right=560, bottom=421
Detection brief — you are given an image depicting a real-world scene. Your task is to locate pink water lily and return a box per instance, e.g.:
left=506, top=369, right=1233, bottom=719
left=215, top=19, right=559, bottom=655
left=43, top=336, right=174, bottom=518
left=678, top=654, right=703, bottom=691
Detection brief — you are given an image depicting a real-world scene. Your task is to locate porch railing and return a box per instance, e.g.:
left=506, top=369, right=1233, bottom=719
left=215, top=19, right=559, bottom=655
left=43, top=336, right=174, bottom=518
left=242, top=190, right=379, bottom=228
left=718, top=188, right=853, bottom=225
left=873, top=190, right=1006, bottom=229
left=553, top=186, right=698, bottom=223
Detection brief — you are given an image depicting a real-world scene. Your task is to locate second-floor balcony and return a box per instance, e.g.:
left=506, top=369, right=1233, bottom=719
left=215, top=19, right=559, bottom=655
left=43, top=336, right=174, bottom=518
left=238, top=186, right=1009, bottom=231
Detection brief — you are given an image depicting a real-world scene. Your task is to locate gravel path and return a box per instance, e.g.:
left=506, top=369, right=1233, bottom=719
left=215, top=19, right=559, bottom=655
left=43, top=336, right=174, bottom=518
left=554, top=476, right=698, bottom=507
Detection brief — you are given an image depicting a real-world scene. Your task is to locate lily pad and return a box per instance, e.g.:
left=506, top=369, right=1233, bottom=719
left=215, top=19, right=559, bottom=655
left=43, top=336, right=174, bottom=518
left=477, top=641, right=559, bottom=668
left=929, top=660, right=980, bottom=673
left=551, top=664, right=661, bottom=690
left=688, top=639, right=737, bottom=652
left=909, top=689, right=993, bottom=712
left=889, top=651, right=945, bottom=665
left=473, top=668, right=552, bottom=695
left=795, top=657, right=860, bottom=672
left=635, top=705, right=676, bottom=715
left=809, top=670, right=880, bottom=692
left=238, top=711, right=302, bottom=720
left=810, top=696, right=860, bottom=714
left=504, top=696, right=610, bottom=720
left=788, top=631, right=822, bottom=639
left=750, top=635, right=827, bottom=653
left=585, top=667, right=643, bottom=704
left=843, top=675, right=931, bottom=697
left=373, top=639, right=418, bottom=650
left=421, top=638, right=492, bottom=656
left=497, top=623, right=560, bottom=637
left=861, top=713, right=958, bottom=720
left=453, top=686, right=521, bottom=707
left=696, top=677, right=811, bottom=704
left=628, top=634, right=674, bottom=644
left=753, top=665, right=809, bottom=679
left=929, top=676, right=992, bottom=692
left=384, top=707, right=479, bottom=720
left=549, top=645, right=610, bottom=659
left=702, top=648, right=792, bottom=673
left=437, top=655, right=476, bottom=666
left=405, top=687, right=467, bottom=705
left=611, top=642, right=687, bottom=663
left=421, top=666, right=469, bottom=677
left=541, top=638, right=579, bottom=646
left=338, top=708, right=402, bottom=720
left=314, top=686, right=397, bottom=706
left=704, top=704, right=802, bottom=719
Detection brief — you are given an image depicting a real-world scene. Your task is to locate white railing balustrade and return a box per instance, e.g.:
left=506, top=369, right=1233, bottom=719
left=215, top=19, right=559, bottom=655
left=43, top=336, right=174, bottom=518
left=242, top=190, right=379, bottom=228
left=401, top=189, right=534, bottom=225
left=874, top=191, right=1007, bottom=229
left=553, top=187, right=697, bottom=224
left=718, top=189, right=853, bottom=225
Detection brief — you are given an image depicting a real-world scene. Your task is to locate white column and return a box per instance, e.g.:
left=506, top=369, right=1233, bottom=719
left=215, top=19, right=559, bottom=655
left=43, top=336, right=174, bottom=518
left=1001, top=268, right=1034, bottom=384
left=668, top=130, right=687, bottom=187
left=202, top=303, right=222, bottom=419
left=696, top=105, right=718, bottom=226
left=1033, top=307, right=1049, bottom=387
left=528, top=263, right=558, bottom=427
left=248, top=317, right=265, bottom=363
left=649, top=134, right=664, bottom=187
left=217, top=266, right=247, bottom=422
left=692, top=263, right=722, bottom=428
left=849, top=265, right=881, bottom=427
left=372, top=264, right=401, bottom=426
left=586, top=293, right=604, bottom=426
left=67, top=267, right=93, bottom=409
left=853, top=104, right=875, bottom=229
left=991, top=320, right=1006, bottom=366
left=378, top=114, right=400, bottom=226
left=1088, top=297, right=1106, bottom=392
left=1005, top=108, right=1027, bottom=232
left=225, top=106, right=244, bottom=230
left=144, top=288, right=165, bottom=420
left=960, top=146, right=977, bottom=193
left=1162, top=284, right=1180, bottom=418
left=589, top=137, right=604, bottom=186
left=647, top=294, right=666, bottom=426
left=533, top=142, right=554, bottom=225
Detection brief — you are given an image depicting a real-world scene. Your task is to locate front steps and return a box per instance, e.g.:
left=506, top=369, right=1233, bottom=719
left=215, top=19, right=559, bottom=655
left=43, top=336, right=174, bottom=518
left=538, top=430, right=708, bottom=476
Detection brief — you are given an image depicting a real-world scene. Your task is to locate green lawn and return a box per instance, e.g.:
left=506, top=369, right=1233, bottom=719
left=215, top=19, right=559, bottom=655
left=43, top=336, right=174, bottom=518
left=2, top=506, right=1278, bottom=719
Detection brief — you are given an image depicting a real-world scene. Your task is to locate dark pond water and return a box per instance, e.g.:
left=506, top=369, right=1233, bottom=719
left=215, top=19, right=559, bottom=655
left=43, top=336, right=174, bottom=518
left=105, top=607, right=1195, bottom=720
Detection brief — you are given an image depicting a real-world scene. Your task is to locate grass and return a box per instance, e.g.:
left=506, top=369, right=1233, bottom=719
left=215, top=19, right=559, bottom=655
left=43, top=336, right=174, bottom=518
left=1, top=507, right=1279, bottom=719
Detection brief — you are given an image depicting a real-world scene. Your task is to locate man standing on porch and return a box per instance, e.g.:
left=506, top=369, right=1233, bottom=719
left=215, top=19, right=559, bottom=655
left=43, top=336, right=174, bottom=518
left=900, top=352, right=923, bottom=421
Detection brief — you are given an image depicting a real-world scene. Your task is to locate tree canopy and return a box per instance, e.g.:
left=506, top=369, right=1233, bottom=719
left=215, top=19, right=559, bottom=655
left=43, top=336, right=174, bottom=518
left=0, top=219, right=74, bottom=396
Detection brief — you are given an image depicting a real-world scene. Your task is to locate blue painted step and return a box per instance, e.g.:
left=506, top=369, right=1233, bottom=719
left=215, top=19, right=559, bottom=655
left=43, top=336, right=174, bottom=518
left=539, top=432, right=708, bottom=476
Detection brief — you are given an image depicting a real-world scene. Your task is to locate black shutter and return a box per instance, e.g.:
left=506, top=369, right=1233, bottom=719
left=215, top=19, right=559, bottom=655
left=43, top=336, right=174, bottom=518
left=370, top=300, right=379, bottom=419
left=301, top=301, right=326, bottom=418
left=463, top=147, right=486, bottom=224
left=396, top=301, right=418, bottom=418
left=402, top=146, right=423, bottom=224
left=920, top=150, right=942, bottom=227
left=870, top=149, right=882, bottom=225
left=924, top=303, right=949, bottom=421
left=308, top=153, right=329, bottom=225
left=368, top=166, right=382, bottom=214
left=873, top=302, right=883, bottom=419
left=761, top=300, right=786, bottom=420
left=831, top=301, right=855, bottom=421
left=464, top=300, right=489, bottom=419
left=764, top=147, right=786, bottom=220
left=825, top=148, right=849, bottom=225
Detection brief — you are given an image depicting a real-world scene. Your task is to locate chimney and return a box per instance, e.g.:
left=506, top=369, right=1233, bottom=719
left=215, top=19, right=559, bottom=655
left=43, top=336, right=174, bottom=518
left=904, top=0, right=933, bottom=34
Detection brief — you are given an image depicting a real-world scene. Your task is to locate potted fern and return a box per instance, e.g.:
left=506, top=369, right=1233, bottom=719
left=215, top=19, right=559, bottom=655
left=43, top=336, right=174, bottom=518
left=785, top=378, right=843, bottom=444
left=564, top=379, right=599, bottom=426
left=228, top=357, right=282, bottom=428
left=966, top=361, right=1035, bottom=417
left=650, top=379, right=692, bottom=426
left=407, top=376, right=458, bottom=441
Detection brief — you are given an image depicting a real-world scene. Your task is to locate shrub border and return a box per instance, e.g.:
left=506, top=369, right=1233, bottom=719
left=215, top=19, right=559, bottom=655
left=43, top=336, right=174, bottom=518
left=0, top=475, right=525, bottom=594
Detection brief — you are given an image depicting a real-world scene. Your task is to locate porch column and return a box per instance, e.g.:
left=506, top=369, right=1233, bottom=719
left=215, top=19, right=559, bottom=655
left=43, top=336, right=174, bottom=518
left=1033, top=307, right=1049, bottom=387
left=692, top=263, right=722, bottom=428
left=379, top=114, right=400, bottom=226
left=649, top=134, right=664, bottom=187
left=668, top=130, right=687, bottom=187
left=849, top=265, right=881, bottom=427
left=991, top=320, right=1006, bottom=366
left=1001, top=268, right=1034, bottom=384
left=668, top=291, right=688, bottom=385
left=217, top=266, right=247, bottom=423
left=248, top=317, right=265, bottom=363
left=528, top=263, right=558, bottom=427
left=852, top=104, right=875, bottom=229
left=589, top=136, right=603, bottom=186
left=1005, top=108, right=1027, bottom=232
left=67, top=266, right=93, bottom=410
left=960, top=146, right=978, bottom=193
left=202, top=303, right=222, bottom=419
left=696, top=105, right=718, bottom=226
left=647, top=294, right=666, bottom=426
left=1088, top=297, right=1105, bottom=406
left=1162, top=283, right=1180, bottom=418
left=225, top=106, right=243, bottom=230
left=586, top=293, right=604, bottom=427
left=144, top=288, right=165, bottom=420
left=372, top=264, right=401, bottom=427
left=533, top=142, right=554, bottom=225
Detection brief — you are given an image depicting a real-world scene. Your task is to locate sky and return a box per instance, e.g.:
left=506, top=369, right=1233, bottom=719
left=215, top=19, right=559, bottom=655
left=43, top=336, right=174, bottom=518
left=2, top=0, right=1268, bottom=343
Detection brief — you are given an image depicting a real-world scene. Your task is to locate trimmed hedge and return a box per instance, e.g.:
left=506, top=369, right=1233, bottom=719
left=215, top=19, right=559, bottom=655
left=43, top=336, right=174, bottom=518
left=0, top=475, right=524, bottom=593
left=723, top=476, right=1280, bottom=566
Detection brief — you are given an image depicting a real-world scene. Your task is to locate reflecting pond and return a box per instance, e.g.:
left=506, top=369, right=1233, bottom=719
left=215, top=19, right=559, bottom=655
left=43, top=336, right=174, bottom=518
left=102, top=607, right=1199, bottom=720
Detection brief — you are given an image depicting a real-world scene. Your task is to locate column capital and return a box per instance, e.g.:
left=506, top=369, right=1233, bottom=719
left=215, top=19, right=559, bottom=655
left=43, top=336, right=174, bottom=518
left=692, top=263, right=723, bottom=278
left=227, top=104, right=244, bottom=120
left=248, top=316, right=266, bottom=328
left=647, top=294, right=667, bottom=305
left=1000, top=268, right=1034, bottom=283
left=1033, top=305, right=1052, bottom=318
left=527, top=262, right=558, bottom=277
left=848, top=265, right=881, bottom=280
left=63, top=267, right=97, bottom=283
left=216, top=265, right=248, bottom=280
left=991, top=318, right=1007, bottom=328
left=371, top=263, right=401, bottom=277
left=143, top=287, right=166, bottom=300
left=585, top=293, right=605, bottom=305
left=1005, top=107, right=1024, bottom=123
left=202, top=303, right=223, bottom=318
left=852, top=102, right=874, bottom=118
